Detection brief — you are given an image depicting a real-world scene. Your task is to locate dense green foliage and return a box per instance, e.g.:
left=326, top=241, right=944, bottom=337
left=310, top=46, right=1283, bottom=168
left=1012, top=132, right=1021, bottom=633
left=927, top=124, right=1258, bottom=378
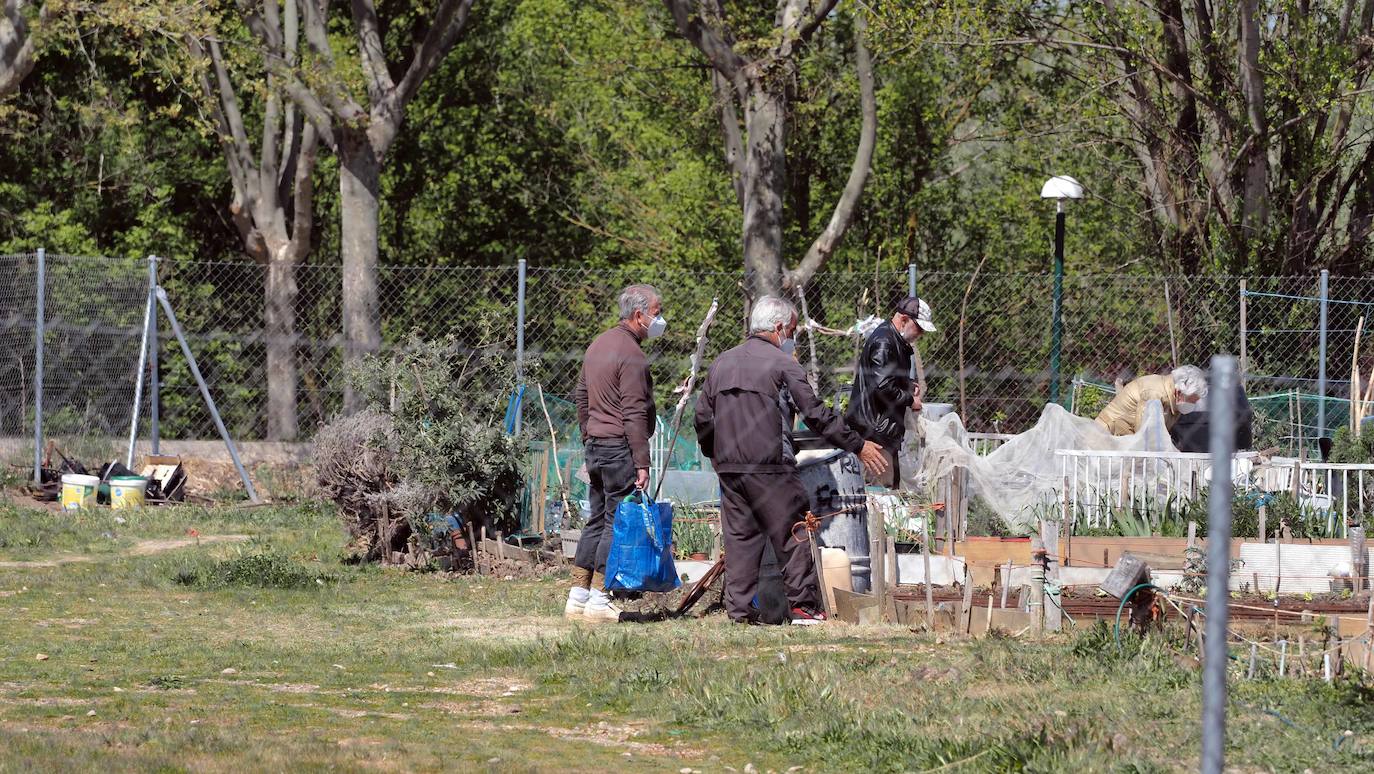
left=5, top=2, right=1374, bottom=442
left=11, top=1, right=1367, bottom=276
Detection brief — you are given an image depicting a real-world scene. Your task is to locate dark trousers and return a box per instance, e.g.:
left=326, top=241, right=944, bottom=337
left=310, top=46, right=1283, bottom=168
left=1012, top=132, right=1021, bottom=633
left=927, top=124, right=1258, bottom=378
left=718, top=471, right=819, bottom=620
left=574, top=438, right=637, bottom=577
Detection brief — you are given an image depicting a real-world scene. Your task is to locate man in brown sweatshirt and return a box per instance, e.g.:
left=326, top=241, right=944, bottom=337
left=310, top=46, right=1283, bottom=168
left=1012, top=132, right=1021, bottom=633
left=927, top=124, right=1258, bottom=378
left=566, top=284, right=663, bottom=622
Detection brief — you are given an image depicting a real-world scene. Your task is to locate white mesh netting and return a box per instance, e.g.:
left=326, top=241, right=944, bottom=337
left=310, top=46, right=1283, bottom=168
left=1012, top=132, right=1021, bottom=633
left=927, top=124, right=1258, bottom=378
left=899, top=402, right=1180, bottom=533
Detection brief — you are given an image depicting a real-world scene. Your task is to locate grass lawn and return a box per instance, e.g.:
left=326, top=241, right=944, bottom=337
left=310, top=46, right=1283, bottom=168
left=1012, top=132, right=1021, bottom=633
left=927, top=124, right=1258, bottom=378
left=1, top=499, right=1372, bottom=772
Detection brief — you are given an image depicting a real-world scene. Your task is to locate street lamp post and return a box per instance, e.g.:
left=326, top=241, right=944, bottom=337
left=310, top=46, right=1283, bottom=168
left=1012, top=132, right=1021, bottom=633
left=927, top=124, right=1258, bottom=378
left=1041, top=175, right=1084, bottom=406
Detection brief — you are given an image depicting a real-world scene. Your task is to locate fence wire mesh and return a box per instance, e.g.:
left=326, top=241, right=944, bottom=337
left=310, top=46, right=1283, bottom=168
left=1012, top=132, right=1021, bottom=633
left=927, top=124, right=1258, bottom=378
left=7, top=254, right=1374, bottom=473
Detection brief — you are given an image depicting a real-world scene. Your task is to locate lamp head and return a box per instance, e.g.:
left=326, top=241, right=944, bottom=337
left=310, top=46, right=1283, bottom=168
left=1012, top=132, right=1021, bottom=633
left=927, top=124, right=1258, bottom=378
left=1040, top=175, right=1084, bottom=201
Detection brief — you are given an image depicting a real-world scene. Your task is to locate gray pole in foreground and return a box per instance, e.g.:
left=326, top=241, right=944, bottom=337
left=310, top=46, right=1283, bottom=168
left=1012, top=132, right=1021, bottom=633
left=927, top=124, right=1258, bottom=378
left=1317, top=270, right=1330, bottom=442
left=908, top=263, right=917, bottom=380
left=1201, top=354, right=1237, bottom=774
left=155, top=288, right=260, bottom=503
left=148, top=255, right=160, bottom=455
left=32, top=248, right=46, bottom=484
left=515, top=258, right=527, bottom=435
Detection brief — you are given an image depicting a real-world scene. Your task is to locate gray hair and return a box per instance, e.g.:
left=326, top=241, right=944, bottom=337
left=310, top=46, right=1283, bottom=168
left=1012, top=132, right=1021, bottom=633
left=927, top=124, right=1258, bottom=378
left=1171, top=365, right=1208, bottom=399
left=749, top=295, right=797, bottom=334
left=617, top=284, right=660, bottom=320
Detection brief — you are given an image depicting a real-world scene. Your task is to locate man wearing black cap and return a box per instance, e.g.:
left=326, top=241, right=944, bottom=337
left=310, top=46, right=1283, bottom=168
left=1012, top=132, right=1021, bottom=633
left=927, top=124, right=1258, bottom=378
left=845, top=296, right=936, bottom=487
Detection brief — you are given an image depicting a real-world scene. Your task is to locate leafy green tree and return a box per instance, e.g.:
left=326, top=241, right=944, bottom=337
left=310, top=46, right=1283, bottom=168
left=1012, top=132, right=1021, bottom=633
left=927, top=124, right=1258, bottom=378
left=236, top=0, right=476, bottom=412
left=187, top=0, right=319, bottom=439
left=663, top=0, right=876, bottom=297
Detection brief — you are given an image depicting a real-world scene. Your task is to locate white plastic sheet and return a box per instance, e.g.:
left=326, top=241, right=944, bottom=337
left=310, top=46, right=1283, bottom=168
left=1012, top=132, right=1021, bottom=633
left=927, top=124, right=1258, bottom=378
left=900, top=401, right=1180, bottom=533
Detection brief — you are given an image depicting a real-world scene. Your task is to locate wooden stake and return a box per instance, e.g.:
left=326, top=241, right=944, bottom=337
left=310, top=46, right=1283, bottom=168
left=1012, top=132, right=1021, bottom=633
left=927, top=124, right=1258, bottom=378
left=1353, top=316, right=1365, bottom=434
left=961, top=566, right=975, bottom=635
left=1041, top=519, right=1062, bottom=633
left=654, top=298, right=720, bottom=501
left=921, top=508, right=934, bottom=632
left=467, top=521, right=480, bottom=574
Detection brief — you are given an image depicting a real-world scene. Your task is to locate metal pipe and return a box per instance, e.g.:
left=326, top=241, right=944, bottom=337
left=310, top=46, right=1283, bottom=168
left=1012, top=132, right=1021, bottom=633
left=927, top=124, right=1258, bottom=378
left=1318, top=269, right=1329, bottom=439
left=1202, top=355, right=1237, bottom=774
left=125, top=280, right=155, bottom=469
left=909, top=262, right=917, bottom=381
left=1049, top=206, right=1066, bottom=405
left=155, top=288, right=260, bottom=503
left=1239, top=279, right=1248, bottom=383
left=515, top=258, right=527, bottom=435
left=148, top=255, right=160, bottom=454
left=32, top=248, right=45, bottom=484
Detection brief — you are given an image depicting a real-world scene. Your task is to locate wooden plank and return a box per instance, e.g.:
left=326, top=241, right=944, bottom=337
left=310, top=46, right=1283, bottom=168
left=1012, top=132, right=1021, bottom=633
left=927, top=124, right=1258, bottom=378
left=833, top=588, right=881, bottom=625
left=961, top=568, right=975, bottom=634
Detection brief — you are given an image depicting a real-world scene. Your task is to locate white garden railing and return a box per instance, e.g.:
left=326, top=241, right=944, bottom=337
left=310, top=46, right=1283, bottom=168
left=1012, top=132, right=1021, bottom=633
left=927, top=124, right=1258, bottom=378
left=1054, top=449, right=1374, bottom=535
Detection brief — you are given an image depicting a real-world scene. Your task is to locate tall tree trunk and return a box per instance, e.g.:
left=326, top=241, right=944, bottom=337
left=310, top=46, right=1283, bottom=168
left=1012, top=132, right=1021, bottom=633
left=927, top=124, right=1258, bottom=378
left=339, top=134, right=382, bottom=413
left=742, top=80, right=786, bottom=297
left=265, top=246, right=299, bottom=439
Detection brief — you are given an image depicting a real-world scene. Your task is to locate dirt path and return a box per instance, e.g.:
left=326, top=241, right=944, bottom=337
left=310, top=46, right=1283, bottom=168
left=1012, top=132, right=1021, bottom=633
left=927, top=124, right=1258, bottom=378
left=0, top=534, right=251, bottom=569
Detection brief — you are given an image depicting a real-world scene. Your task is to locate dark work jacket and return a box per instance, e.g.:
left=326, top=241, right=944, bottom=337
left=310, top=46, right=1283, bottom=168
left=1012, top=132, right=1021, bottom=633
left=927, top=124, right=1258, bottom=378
left=695, top=335, right=865, bottom=474
left=844, top=320, right=915, bottom=449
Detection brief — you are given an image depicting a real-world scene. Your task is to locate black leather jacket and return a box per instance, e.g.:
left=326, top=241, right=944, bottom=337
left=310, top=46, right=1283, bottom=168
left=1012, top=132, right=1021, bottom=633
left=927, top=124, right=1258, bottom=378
left=844, top=320, right=915, bottom=449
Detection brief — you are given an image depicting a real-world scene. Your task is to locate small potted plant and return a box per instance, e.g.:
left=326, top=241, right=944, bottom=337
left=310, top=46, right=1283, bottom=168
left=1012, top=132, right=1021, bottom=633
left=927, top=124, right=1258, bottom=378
left=672, top=512, right=715, bottom=560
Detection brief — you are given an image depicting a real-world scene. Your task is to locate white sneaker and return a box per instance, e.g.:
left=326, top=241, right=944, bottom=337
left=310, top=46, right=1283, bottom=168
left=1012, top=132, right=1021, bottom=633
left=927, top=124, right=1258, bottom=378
left=564, top=596, right=586, bottom=619
left=583, top=600, right=622, bottom=623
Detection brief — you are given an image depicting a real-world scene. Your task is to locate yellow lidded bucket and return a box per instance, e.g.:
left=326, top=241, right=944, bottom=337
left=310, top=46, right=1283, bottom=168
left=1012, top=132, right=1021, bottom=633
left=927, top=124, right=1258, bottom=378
left=109, top=476, right=147, bottom=510
left=61, top=474, right=99, bottom=510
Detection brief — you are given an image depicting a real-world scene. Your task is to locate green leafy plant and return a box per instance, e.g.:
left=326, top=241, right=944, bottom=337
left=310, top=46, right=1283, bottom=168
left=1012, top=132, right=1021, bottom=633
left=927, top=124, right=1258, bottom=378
left=173, top=552, right=336, bottom=590
left=316, top=320, right=525, bottom=563
left=671, top=515, right=714, bottom=559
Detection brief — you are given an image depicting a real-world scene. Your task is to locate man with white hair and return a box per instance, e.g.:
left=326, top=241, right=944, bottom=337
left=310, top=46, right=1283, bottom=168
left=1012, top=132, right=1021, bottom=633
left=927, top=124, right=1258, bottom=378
left=567, top=284, right=665, bottom=623
left=1095, top=365, right=1208, bottom=435
left=695, top=295, right=888, bottom=625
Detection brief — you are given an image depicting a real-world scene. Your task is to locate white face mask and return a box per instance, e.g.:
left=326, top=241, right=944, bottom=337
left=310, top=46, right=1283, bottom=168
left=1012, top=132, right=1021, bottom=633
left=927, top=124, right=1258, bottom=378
left=645, top=314, right=666, bottom=339
left=777, top=327, right=797, bottom=355
left=1178, top=401, right=1198, bottom=415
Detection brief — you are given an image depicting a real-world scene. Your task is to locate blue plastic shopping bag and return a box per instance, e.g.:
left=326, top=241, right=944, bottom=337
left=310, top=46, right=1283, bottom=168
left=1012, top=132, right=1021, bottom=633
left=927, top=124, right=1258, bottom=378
left=605, top=492, right=680, bottom=593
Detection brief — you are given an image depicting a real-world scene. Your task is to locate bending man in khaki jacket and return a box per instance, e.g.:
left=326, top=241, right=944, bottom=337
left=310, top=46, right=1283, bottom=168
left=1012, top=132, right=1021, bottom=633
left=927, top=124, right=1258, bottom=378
left=1095, top=365, right=1208, bottom=435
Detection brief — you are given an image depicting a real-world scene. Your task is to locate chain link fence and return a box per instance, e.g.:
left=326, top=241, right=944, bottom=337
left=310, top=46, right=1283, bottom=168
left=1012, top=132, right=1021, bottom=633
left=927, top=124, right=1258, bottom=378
left=6, top=252, right=1373, bottom=474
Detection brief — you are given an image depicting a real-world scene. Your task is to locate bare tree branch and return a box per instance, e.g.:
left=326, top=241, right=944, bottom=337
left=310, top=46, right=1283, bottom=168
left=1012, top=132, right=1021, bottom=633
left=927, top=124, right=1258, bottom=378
left=349, top=0, right=395, bottom=105
left=236, top=0, right=339, bottom=147
left=663, top=0, right=746, bottom=79
left=390, top=0, right=474, bottom=121
left=711, top=70, right=745, bottom=206
left=1, top=0, right=50, bottom=99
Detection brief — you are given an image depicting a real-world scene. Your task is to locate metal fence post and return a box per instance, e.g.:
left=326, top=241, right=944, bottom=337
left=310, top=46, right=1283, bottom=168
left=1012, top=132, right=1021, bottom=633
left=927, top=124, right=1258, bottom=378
left=515, top=258, right=527, bottom=435
left=1049, top=206, right=1066, bottom=405
left=148, top=255, right=160, bottom=455
left=155, top=287, right=259, bottom=503
left=125, top=271, right=156, bottom=469
left=32, top=248, right=45, bottom=485
left=1238, top=279, right=1247, bottom=385
left=908, top=262, right=917, bottom=380
left=1201, top=354, right=1237, bottom=774
left=1317, top=269, right=1329, bottom=440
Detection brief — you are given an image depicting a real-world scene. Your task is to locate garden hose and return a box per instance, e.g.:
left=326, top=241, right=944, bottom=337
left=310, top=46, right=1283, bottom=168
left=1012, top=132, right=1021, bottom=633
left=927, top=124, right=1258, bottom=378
left=1113, top=582, right=1165, bottom=650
